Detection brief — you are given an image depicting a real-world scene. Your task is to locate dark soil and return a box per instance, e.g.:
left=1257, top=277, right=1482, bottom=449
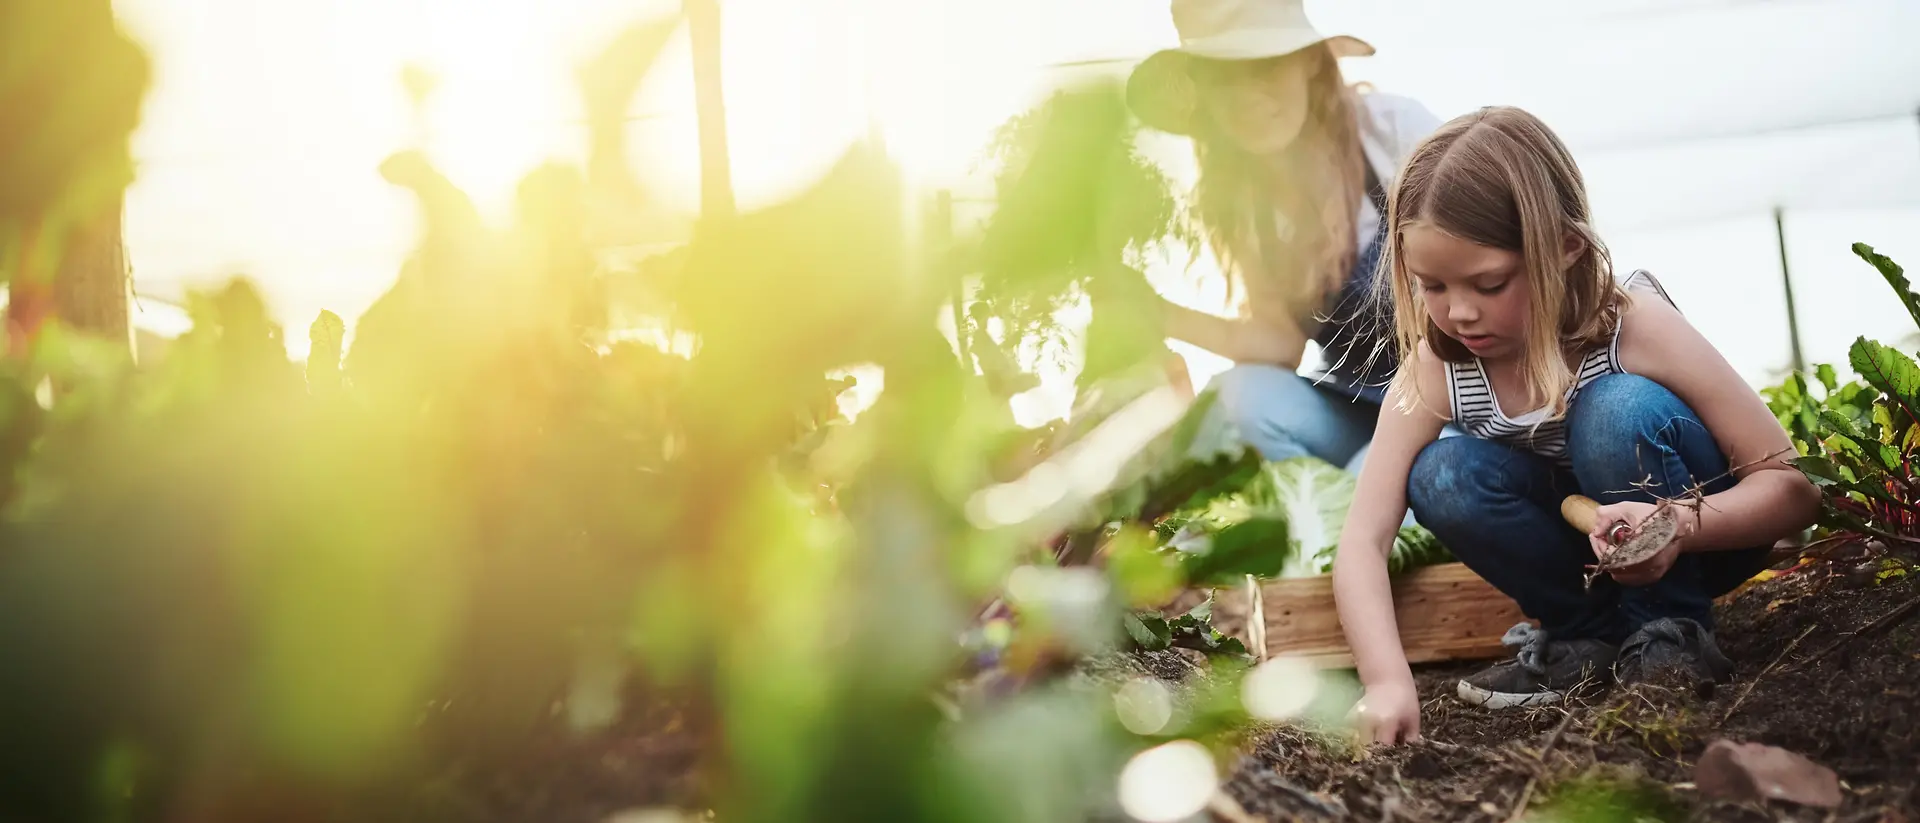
left=348, top=554, right=1920, bottom=823
left=1221, top=555, right=1920, bottom=822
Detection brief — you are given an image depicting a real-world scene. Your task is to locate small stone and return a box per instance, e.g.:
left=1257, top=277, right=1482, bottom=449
left=1694, top=739, right=1842, bottom=808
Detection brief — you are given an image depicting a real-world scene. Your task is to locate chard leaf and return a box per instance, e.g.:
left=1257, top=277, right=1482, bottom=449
left=1855, top=243, right=1920, bottom=331
left=1850, top=338, right=1920, bottom=426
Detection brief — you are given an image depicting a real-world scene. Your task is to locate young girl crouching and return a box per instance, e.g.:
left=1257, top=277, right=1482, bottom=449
left=1330, top=106, right=1821, bottom=746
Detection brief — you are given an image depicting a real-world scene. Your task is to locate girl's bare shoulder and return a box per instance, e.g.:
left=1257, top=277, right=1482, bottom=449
left=1389, top=338, right=1454, bottom=422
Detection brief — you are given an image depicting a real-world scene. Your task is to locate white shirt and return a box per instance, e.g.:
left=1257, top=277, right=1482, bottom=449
left=1352, top=91, right=1445, bottom=250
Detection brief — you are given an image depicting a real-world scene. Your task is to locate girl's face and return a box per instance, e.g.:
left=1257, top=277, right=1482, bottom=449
left=1199, top=55, right=1312, bottom=155
left=1402, top=223, right=1532, bottom=361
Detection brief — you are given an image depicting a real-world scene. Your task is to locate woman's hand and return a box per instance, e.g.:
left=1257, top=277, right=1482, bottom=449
left=1351, top=679, right=1422, bottom=746
left=1588, top=500, right=1690, bottom=587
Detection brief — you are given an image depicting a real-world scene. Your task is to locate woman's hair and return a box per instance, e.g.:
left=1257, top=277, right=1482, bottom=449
left=1189, top=44, right=1366, bottom=318
left=1380, top=106, right=1624, bottom=420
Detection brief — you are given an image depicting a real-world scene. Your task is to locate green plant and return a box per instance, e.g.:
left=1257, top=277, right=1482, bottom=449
left=964, top=79, right=1196, bottom=393
left=1768, top=244, right=1920, bottom=545
left=0, top=22, right=1257, bottom=823
left=1123, top=596, right=1250, bottom=660
left=1162, top=457, right=1454, bottom=585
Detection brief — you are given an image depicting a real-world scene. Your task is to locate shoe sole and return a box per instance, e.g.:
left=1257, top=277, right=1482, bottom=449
left=1456, top=680, right=1564, bottom=709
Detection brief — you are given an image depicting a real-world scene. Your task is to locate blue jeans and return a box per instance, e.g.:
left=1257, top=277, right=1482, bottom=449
left=1406, top=374, right=1771, bottom=643
left=1213, top=364, right=1384, bottom=473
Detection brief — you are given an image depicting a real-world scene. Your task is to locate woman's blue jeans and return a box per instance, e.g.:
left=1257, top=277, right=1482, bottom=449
left=1212, top=364, right=1386, bottom=473
left=1406, top=374, right=1771, bottom=643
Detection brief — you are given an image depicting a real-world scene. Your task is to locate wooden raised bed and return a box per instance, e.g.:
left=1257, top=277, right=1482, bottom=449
left=1202, top=562, right=1527, bottom=668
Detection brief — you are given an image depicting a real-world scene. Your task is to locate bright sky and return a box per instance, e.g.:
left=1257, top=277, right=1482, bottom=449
left=113, top=0, right=1920, bottom=425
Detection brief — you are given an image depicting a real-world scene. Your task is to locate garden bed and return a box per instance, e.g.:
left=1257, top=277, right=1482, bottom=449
left=1218, top=553, right=1920, bottom=822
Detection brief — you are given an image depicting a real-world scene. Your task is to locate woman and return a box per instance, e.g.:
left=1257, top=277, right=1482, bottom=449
left=1127, top=0, right=1442, bottom=472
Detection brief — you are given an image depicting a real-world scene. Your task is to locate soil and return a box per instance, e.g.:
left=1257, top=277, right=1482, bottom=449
left=1220, top=553, right=1920, bottom=822
left=352, top=551, right=1920, bottom=823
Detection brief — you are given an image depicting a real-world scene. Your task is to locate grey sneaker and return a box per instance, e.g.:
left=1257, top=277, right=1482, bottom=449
left=1617, top=617, right=1733, bottom=690
left=1457, top=623, right=1617, bottom=709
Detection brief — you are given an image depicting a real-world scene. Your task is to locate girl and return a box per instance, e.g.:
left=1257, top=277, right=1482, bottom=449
left=1330, top=107, right=1821, bottom=746
left=1125, top=0, right=1442, bottom=472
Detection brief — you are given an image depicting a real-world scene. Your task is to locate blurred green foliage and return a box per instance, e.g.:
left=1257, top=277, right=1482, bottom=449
left=0, top=0, right=150, bottom=234
left=0, top=7, right=1445, bottom=822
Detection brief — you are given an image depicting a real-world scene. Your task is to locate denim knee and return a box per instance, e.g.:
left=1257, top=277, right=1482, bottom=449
left=1213, top=365, right=1302, bottom=431
left=1567, top=374, right=1691, bottom=447
left=1406, top=437, right=1492, bottom=531
left=1566, top=374, right=1724, bottom=497
left=1210, top=364, right=1375, bottom=464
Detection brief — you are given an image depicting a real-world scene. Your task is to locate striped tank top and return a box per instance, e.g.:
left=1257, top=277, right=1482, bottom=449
left=1444, top=270, right=1675, bottom=464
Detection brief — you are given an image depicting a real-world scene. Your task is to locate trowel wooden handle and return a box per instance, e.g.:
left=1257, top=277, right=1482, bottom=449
left=1561, top=495, right=1603, bottom=533
left=1561, top=495, right=1631, bottom=544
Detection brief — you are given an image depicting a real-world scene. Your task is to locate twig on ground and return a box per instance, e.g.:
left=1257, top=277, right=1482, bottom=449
left=1266, top=777, right=1343, bottom=818
left=1502, top=779, right=1538, bottom=823
left=1206, top=791, right=1264, bottom=823
left=1722, top=624, right=1818, bottom=723
left=1534, top=708, right=1578, bottom=764
left=1790, top=596, right=1920, bottom=673
left=1504, top=709, right=1579, bottom=823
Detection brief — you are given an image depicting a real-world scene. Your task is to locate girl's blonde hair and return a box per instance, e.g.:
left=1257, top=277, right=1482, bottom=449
left=1190, top=44, right=1367, bottom=316
left=1380, top=106, right=1624, bottom=419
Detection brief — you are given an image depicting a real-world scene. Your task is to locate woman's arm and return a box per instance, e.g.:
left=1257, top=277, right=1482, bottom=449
left=1333, top=343, right=1449, bottom=744
left=1158, top=297, right=1310, bottom=368
left=1613, top=294, right=1822, bottom=554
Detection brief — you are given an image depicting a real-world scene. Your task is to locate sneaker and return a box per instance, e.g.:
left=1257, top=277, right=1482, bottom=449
left=1617, top=617, right=1733, bottom=690
left=1456, top=623, right=1617, bottom=709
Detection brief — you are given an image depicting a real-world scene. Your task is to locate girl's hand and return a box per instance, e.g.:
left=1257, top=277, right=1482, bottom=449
left=1351, top=679, right=1422, bottom=746
left=1588, top=501, right=1688, bottom=586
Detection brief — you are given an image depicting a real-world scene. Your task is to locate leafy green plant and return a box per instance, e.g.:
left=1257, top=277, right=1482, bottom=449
left=1768, top=244, right=1920, bottom=545
left=1123, top=596, right=1250, bottom=659
left=1163, top=457, right=1454, bottom=584
left=968, top=80, right=1194, bottom=378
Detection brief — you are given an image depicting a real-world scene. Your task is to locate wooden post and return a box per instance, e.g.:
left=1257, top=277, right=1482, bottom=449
left=686, top=0, right=735, bottom=221
left=1774, top=206, right=1805, bottom=375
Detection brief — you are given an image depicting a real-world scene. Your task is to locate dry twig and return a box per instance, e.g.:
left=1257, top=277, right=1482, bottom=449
left=1721, top=624, right=1817, bottom=723
left=1504, top=709, right=1579, bottom=823
left=1207, top=791, right=1264, bottom=823
left=1790, top=596, right=1920, bottom=673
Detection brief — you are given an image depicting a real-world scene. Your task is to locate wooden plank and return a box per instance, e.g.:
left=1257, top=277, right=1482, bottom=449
left=1208, top=563, right=1527, bottom=669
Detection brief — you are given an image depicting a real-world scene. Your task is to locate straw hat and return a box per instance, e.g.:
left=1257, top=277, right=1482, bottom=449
left=1127, top=0, right=1374, bottom=135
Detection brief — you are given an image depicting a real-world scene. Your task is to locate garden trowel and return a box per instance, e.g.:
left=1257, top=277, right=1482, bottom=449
left=1560, top=494, right=1681, bottom=588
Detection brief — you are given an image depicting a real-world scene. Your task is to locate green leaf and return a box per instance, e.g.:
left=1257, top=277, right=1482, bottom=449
left=1794, top=455, right=1850, bottom=487
left=1164, top=599, right=1249, bottom=659
left=1178, top=517, right=1290, bottom=586
left=1387, top=525, right=1454, bottom=574
left=1830, top=429, right=1902, bottom=473
left=1122, top=612, right=1172, bottom=651
left=1817, top=364, right=1839, bottom=394
left=1855, top=243, right=1920, bottom=331
left=1821, top=409, right=1867, bottom=441
left=1245, top=458, right=1356, bottom=577
left=1797, top=453, right=1900, bottom=506
left=1875, top=403, right=1901, bottom=443
left=1870, top=440, right=1902, bottom=473
left=1850, top=337, right=1920, bottom=423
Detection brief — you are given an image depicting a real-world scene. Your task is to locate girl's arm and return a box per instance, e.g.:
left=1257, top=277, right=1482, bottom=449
left=1332, top=343, right=1449, bottom=744
left=1613, top=293, right=1822, bottom=554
